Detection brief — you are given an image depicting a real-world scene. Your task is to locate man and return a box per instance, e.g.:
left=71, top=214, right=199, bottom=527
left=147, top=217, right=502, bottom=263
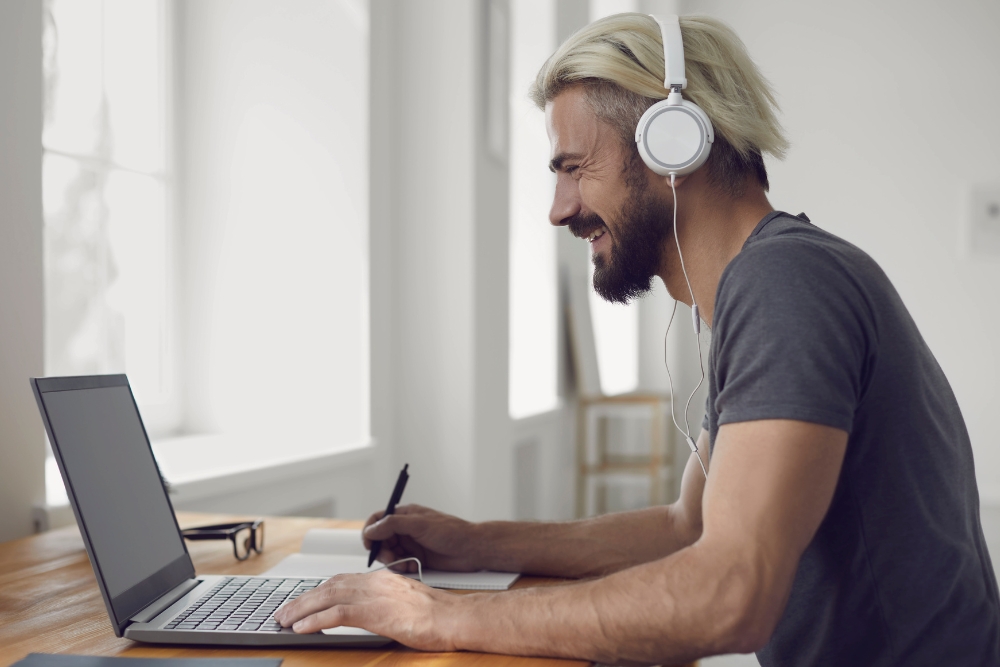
left=276, top=14, right=1000, bottom=665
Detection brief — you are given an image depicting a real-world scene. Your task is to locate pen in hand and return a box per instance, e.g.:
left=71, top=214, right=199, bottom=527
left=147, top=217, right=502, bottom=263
left=367, top=463, right=409, bottom=567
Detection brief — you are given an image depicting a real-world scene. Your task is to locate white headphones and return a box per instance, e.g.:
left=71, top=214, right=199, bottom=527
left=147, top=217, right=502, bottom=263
left=635, top=15, right=714, bottom=177
left=636, top=16, right=713, bottom=478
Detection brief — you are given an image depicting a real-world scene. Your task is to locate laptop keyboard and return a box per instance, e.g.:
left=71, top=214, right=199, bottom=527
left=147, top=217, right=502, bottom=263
left=164, top=576, right=323, bottom=632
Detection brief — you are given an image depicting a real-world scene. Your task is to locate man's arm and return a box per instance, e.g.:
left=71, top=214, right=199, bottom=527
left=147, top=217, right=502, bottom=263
left=276, top=419, right=847, bottom=664
left=362, top=445, right=709, bottom=578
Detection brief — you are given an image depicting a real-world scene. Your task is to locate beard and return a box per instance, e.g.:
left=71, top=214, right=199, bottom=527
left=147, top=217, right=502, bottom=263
left=569, top=182, right=669, bottom=305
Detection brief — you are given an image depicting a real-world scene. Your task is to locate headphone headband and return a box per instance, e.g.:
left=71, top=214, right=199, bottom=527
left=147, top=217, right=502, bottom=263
left=652, top=15, right=686, bottom=90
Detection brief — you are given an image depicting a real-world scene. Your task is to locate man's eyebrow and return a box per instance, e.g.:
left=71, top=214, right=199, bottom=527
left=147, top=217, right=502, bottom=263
left=549, top=152, right=585, bottom=173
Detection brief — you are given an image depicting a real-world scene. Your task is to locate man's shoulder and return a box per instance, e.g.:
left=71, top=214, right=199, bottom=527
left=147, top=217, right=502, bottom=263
left=741, top=212, right=868, bottom=263
left=720, top=213, right=880, bottom=300
left=713, top=213, right=889, bottom=343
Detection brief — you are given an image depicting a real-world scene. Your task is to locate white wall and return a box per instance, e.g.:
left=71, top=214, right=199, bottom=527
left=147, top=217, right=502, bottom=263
left=175, top=0, right=369, bottom=448
left=150, top=0, right=383, bottom=518
left=0, top=0, right=46, bottom=542
left=377, top=0, right=513, bottom=521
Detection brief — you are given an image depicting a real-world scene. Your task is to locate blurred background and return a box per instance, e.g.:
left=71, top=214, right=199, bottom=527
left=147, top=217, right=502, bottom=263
left=2, top=1, right=998, bottom=663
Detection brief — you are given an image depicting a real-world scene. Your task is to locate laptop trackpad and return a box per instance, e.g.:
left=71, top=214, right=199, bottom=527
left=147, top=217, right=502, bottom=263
left=321, top=626, right=378, bottom=636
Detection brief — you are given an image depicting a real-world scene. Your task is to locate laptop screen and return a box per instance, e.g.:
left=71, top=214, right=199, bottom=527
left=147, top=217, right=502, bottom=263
left=34, top=376, right=193, bottom=632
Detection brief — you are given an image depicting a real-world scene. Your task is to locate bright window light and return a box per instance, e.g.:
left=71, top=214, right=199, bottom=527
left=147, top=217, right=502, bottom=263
left=588, top=256, right=640, bottom=395
left=509, top=0, right=559, bottom=419
left=42, top=0, right=173, bottom=414
left=586, top=0, right=641, bottom=397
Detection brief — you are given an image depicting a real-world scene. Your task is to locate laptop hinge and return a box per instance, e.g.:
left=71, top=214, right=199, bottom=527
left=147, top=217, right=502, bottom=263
left=129, top=578, right=202, bottom=624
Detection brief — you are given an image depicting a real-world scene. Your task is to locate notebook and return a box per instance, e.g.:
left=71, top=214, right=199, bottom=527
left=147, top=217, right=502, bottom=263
left=262, top=529, right=520, bottom=591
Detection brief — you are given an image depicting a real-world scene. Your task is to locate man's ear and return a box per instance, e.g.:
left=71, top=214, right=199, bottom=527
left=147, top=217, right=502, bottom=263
left=650, top=172, right=689, bottom=202
left=664, top=173, right=690, bottom=188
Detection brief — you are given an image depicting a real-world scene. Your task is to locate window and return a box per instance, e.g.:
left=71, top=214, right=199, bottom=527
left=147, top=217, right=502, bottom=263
left=42, top=0, right=176, bottom=430
left=509, top=0, right=559, bottom=419
left=42, top=1, right=371, bottom=498
left=588, top=0, right=640, bottom=396
left=588, top=258, right=640, bottom=395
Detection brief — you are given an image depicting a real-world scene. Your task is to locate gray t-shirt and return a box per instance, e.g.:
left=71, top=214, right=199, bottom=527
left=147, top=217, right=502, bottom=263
left=702, top=212, right=999, bottom=666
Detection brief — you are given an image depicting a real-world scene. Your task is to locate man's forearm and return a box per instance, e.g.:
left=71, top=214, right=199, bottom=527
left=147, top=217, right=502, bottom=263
left=471, top=504, right=701, bottom=578
left=446, top=540, right=769, bottom=664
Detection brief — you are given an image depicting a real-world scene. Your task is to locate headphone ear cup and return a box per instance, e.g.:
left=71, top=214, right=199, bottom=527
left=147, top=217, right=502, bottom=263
left=635, top=99, right=714, bottom=176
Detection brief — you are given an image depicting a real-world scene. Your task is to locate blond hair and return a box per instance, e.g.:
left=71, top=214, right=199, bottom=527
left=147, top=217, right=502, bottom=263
left=531, top=13, right=788, bottom=196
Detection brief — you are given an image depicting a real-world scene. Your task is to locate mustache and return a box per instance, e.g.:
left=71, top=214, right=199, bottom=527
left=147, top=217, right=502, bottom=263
left=567, top=212, right=607, bottom=240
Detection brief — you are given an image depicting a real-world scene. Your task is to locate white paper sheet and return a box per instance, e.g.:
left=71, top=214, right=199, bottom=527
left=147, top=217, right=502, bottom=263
left=300, top=528, right=369, bottom=557
left=261, top=529, right=521, bottom=590
left=262, top=552, right=375, bottom=578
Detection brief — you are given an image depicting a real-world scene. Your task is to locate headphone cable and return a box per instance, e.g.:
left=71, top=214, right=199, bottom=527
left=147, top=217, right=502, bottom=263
left=665, top=173, right=708, bottom=479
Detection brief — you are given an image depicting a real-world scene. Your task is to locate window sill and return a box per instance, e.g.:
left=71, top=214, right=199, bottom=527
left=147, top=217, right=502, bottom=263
left=40, top=435, right=377, bottom=531
left=151, top=433, right=377, bottom=503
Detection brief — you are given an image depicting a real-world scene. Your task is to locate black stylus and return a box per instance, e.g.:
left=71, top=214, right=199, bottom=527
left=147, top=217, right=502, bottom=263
left=368, top=463, right=409, bottom=567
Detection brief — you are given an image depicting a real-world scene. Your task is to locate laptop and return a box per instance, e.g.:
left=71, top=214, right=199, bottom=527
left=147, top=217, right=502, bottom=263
left=30, top=373, right=391, bottom=647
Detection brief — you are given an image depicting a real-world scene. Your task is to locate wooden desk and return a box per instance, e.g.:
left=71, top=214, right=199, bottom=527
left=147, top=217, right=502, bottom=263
left=0, top=513, right=590, bottom=667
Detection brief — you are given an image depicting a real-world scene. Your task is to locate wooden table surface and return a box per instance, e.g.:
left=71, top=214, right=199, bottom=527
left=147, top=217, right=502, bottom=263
left=0, top=513, right=592, bottom=667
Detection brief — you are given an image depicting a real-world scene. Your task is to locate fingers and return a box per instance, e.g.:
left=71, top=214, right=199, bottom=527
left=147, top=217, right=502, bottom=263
left=276, top=578, right=369, bottom=634
left=362, top=506, right=423, bottom=549
left=276, top=570, right=404, bottom=633
left=374, top=540, right=406, bottom=565
left=273, top=570, right=457, bottom=652
left=289, top=605, right=349, bottom=634
left=276, top=577, right=345, bottom=628
left=363, top=509, right=387, bottom=531
left=363, top=512, right=426, bottom=542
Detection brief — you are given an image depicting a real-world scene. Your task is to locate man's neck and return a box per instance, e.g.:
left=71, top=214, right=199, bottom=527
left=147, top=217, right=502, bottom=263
left=657, top=177, right=773, bottom=328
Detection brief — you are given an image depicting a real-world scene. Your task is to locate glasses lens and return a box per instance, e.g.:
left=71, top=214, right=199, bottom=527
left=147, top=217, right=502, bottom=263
left=254, top=521, right=265, bottom=553
left=233, top=526, right=252, bottom=560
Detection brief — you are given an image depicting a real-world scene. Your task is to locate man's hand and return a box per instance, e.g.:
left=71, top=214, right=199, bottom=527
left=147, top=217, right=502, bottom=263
left=363, top=504, right=482, bottom=572
left=362, top=457, right=709, bottom=578
left=273, top=569, right=462, bottom=650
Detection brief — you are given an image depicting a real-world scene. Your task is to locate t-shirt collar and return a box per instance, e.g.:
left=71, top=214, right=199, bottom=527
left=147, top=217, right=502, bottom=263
left=741, top=210, right=810, bottom=251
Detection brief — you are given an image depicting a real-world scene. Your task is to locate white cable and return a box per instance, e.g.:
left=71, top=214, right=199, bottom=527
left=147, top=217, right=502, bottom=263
left=372, top=557, right=424, bottom=583
left=665, top=173, right=708, bottom=479
left=670, top=174, right=700, bottom=336
left=664, top=304, right=709, bottom=480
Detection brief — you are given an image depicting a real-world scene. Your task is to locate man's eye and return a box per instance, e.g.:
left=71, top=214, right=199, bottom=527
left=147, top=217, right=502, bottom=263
left=566, top=166, right=579, bottom=175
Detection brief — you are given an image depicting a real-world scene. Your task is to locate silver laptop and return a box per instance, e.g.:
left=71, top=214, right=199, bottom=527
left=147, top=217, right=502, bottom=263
left=31, top=374, right=390, bottom=647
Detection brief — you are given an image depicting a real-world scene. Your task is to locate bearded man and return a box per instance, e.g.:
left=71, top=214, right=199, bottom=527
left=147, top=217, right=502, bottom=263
left=276, top=14, right=1000, bottom=666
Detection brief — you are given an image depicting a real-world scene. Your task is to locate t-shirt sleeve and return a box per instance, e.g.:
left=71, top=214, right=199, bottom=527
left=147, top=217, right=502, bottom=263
left=711, top=238, right=875, bottom=433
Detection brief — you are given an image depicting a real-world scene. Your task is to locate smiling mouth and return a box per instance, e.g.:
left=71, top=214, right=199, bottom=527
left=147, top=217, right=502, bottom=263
left=585, top=227, right=607, bottom=243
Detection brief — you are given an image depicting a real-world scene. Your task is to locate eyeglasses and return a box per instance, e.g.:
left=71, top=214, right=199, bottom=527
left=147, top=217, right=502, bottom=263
left=181, top=520, right=265, bottom=561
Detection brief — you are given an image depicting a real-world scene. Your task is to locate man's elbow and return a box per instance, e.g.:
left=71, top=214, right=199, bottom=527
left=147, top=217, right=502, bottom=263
left=721, top=607, right=777, bottom=655
left=706, top=554, right=788, bottom=656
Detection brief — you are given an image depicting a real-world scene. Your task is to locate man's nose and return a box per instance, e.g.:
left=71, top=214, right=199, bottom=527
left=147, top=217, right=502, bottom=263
left=549, top=175, right=581, bottom=227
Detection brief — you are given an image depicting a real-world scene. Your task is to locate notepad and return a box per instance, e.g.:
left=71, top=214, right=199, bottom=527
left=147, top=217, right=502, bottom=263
left=261, top=528, right=520, bottom=591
